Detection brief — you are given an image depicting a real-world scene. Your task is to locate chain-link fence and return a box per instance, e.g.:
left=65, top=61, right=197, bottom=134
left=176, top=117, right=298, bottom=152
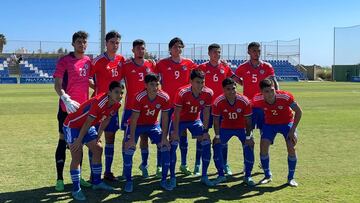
left=1, top=38, right=300, bottom=64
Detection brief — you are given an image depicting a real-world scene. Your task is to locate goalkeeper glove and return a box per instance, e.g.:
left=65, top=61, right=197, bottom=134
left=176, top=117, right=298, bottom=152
left=60, top=93, right=80, bottom=114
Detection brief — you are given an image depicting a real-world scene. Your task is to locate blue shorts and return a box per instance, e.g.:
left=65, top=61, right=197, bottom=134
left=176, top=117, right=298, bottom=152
left=95, top=111, right=119, bottom=133
left=219, top=128, right=246, bottom=145
left=125, top=124, right=162, bottom=144
left=200, top=108, right=213, bottom=129
left=261, top=123, right=294, bottom=144
left=121, top=109, right=133, bottom=131
left=63, top=126, right=98, bottom=145
left=252, top=107, right=265, bottom=129
left=170, top=119, right=204, bottom=139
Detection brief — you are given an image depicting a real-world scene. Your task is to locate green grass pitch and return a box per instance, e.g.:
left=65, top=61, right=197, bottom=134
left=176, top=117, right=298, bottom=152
left=0, top=82, right=360, bottom=202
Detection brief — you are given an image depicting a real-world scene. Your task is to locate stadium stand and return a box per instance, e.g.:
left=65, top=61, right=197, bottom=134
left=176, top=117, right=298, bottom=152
left=0, top=58, right=10, bottom=78
left=0, top=57, right=306, bottom=83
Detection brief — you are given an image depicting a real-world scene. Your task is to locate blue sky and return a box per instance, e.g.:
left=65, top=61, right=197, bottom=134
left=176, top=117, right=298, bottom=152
left=1, top=0, right=359, bottom=66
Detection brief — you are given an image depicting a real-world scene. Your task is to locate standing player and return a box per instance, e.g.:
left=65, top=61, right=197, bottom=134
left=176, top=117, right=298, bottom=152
left=118, top=39, right=156, bottom=178
left=53, top=31, right=92, bottom=191
left=123, top=73, right=172, bottom=192
left=212, top=78, right=255, bottom=186
left=235, top=42, right=279, bottom=169
left=63, top=81, right=124, bottom=201
left=170, top=69, right=214, bottom=188
left=252, top=79, right=302, bottom=187
left=90, top=31, right=125, bottom=181
left=197, top=43, right=235, bottom=176
left=156, top=37, right=197, bottom=176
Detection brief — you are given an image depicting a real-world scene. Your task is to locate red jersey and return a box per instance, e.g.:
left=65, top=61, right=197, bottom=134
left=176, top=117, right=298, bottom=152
left=174, top=85, right=213, bottom=122
left=90, top=53, right=125, bottom=95
left=252, top=90, right=296, bottom=125
left=119, top=59, right=156, bottom=109
left=198, top=62, right=234, bottom=101
left=64, top=93, right=121, bottom=129
left=235, top=61, right=275, bottom=99
left=212, top=93, right=252, bottom=129
left=132, top=89, right=171, bottom=125
left=53, top=53, right=91, bottom=112
left=155, top=57, right=197, bottom=104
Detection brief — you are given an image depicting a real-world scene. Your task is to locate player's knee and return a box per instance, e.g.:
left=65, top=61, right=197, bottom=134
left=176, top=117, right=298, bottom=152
left=287, top=146, right=296, bottom=156
left=93, top=143, right=103, bottom=155
left=213, top=138, right=221, bottom=145
left=70, top=150, right=83, bottom=163
left=260, top=141, right=270, bottom=154
left=140, top=135, right=148, bottom=147
left=59, top=133, right=65, bottom=140
left=105, top=132, right=115, bottom=144
left=140, top=142, right=148, bottom=149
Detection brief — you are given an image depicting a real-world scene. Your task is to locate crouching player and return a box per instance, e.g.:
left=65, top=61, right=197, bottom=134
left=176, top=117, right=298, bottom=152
left=253, top=79, right=302, bottom=187
left=170, top=69, right=214, bottom=188
left=212, top=78, right=255, bottom=186
left=123, top=73, right=172, bottom=192
left=63, top=81, right=124, bottom=200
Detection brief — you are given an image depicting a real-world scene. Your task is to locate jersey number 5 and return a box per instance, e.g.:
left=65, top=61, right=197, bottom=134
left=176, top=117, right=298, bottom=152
left=252, top=74, right=257, bottom=83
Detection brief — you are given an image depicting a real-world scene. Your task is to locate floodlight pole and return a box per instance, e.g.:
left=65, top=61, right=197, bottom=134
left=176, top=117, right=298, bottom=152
left=100, top=0, right=106, bottom=54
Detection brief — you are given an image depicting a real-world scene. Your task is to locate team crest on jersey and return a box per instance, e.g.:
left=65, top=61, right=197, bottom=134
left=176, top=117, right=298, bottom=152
left=156, top=104, right=161, bottom=109
left=260, top=69, right=265, bottom=75
left=220, top=69, right=225, bottom=74
left=182, top=66, right=187, bottom=71
left=146, top=68, right=150, bottom=73
left=167, top=67, right=171, bottom=70
left=199, top=100, right=205, bottom=105
left=264, top=107, right=268, bottom=111
left=236, top=108, right=242, bottom=113
left=278, top=106, right=283, bottom=110
left=84, top=64, right=89, bottom=70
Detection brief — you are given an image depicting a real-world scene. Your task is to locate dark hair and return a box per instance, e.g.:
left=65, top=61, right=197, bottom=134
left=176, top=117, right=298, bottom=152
left=133, top=39, right=145, bottom=48
left=208, top=43, right=221, bottom=52
left=248, top=42, right=261, bottom=50
left=222, top=77, right=235, bottom=87
left=72, top=31, right=88, bottom=43
left=168, top=37, right=184, bottom=49
left=106, top=30, right=121, bottom=42
left=145, top=73, right=159, bottom=83
left=259, top=78, right=274, bottom=90
left=190, top=69, right=205, bottom=80
left=109, top=81, right=124, bottom=91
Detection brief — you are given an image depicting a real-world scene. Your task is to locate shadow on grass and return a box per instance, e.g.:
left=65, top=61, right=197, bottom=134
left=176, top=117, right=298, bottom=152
left=0, top=173, right=288, bottom=203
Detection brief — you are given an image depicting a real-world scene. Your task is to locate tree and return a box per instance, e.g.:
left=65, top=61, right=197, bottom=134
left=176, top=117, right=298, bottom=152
left=57, top=47, right=65, bottom=54
left=0, top=34, right=6, bottom=53
left=144, top=52, right=158, bottom=60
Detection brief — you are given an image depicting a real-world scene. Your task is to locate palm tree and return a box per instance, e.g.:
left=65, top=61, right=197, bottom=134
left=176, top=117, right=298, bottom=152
left=0, top=34, right=6, bottom=53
